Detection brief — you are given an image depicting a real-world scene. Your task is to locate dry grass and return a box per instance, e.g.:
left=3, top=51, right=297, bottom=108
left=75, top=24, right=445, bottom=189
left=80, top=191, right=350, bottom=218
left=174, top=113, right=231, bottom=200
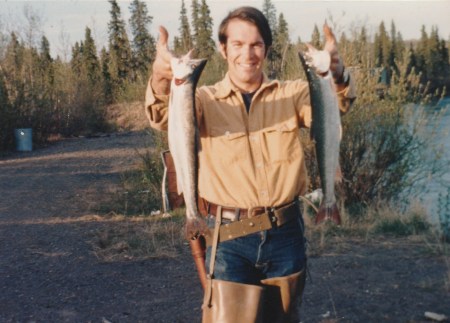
left=302, top=201, right=435, bottom=254
left=105, top=101, right=150, bottom=132
left=91, top=210, right=186, bottom=262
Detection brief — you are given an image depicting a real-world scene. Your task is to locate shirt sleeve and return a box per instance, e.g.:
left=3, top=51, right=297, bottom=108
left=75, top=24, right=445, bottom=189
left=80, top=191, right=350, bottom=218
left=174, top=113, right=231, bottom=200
left=296, top=72, right=357, bottom=128
left=336, top=74, right=357, bottom=114
left=144, top=77, right=170, bottom=131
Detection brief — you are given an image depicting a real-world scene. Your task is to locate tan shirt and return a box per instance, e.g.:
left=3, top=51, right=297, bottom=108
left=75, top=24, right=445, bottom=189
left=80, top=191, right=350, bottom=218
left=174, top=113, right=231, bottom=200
left=145, top=73, right=356, bottom=209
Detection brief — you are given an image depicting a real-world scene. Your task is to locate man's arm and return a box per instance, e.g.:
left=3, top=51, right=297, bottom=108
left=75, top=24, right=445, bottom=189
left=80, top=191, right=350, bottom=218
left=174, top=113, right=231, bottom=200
left=323, top=24, right=356, bottom=113
left=144, top=26, right=173, bottom=130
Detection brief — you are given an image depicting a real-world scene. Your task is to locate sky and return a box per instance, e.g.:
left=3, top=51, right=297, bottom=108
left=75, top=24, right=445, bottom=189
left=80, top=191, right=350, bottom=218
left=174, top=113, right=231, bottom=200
left=1, top=0, right=450, bottom=59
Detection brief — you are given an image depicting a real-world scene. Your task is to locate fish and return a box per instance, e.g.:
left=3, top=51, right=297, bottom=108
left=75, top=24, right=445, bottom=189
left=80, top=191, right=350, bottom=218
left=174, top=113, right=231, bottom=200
left=299, top=47, right=342, bottom=225
left=168, top=50, right=208, bottom=238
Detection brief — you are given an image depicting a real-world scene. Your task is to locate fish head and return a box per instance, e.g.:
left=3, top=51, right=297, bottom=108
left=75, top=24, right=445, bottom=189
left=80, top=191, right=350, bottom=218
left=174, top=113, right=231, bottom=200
left=171, top=51, right=207, bottom=86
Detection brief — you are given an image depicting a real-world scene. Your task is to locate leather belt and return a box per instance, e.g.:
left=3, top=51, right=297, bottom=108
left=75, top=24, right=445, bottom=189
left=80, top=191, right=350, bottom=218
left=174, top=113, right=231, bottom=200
left=204, top=200, right=300, bottom=246
left=208, top=203, right=264, bottom=221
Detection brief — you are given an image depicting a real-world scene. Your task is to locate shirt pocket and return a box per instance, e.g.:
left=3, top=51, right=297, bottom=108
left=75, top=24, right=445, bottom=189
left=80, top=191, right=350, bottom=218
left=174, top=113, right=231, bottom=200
left=208, top=127, right=249, bottom=163
left=262, top=119, right=301, bottom=164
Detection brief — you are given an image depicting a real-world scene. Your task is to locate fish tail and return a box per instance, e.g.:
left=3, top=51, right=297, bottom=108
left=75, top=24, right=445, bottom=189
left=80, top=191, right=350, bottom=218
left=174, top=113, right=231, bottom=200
left=315, top=203, right=341, bottom=225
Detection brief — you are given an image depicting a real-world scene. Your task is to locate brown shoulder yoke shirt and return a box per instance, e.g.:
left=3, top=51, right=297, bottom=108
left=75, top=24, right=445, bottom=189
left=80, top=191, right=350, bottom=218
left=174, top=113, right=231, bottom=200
left=145, top=73, right=356, bottom=209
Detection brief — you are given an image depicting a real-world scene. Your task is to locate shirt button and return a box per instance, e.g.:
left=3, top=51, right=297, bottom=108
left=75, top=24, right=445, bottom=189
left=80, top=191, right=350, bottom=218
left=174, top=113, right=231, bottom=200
left=256, top=162, right=263, bottom=168
left=225, top=131, right=230, bottom=136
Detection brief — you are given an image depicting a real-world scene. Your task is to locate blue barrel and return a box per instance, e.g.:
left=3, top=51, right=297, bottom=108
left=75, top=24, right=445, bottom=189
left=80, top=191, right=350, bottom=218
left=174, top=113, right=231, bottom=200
left=14, top=128, right=33, bottom=151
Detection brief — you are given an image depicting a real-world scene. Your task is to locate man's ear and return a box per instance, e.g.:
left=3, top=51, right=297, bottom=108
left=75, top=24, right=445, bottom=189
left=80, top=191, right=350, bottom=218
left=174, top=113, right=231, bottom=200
left=219, top=43, right=227, bottom=59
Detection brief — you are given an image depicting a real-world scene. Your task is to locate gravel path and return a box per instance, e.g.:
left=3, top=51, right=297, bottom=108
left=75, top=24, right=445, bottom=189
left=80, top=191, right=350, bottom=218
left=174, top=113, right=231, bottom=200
left=0, top=131, right=448, bottom=323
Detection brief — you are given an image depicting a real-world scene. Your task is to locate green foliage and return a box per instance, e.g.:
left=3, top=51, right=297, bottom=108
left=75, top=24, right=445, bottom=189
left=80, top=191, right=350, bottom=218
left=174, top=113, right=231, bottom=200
left=372, top=211, right=430, bottom=236
left=262, top=0, right=277, bottom=33
left=198, top=52, right=227, bottom=86
left=107, top=0, right=132, bottom=92
left=267, top=12, right=290, bottom=79
left=337, top=56, right=445, bottom=214
left=128, top=0, right=156, bottom=83
left=193, top=0, right=215, bottom=59
left=174, top=0, right=193, bottom=55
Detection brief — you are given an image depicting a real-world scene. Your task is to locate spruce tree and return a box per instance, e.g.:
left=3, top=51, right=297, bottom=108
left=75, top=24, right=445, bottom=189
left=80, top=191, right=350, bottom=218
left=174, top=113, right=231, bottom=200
left=176, top=0, right=193, bottom=54
left=107, top=0, right=132, bottom=87
left=262, top=0, right=277, bottom=34
left=71, top=42, right=83, bottom=76
left=191, top=0, right=200, bottom=47
left=262, top=0, right=278, bottom=78
left=388, top=21, right=399, bottom=75
left=100, top=47, right=114, bottom=104
left=196, top=0, right=215, bottom=58
left=272, top=13, right=289, bottom=79
left=129, top=0, right=155, bottom=82
left=38, top=35, right=54, bottom=99
left=405, top=43, right=417, bottom=76
left=82, top=27, right=101, bottom=85
left=415, top=25, right=428, bottom=82
left=0, top=69, right=12, bottom=150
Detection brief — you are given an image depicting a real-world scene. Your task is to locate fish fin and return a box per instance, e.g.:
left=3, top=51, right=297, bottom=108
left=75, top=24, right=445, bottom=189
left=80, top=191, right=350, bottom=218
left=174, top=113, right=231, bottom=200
left=315, top=203, right=341, bottom=225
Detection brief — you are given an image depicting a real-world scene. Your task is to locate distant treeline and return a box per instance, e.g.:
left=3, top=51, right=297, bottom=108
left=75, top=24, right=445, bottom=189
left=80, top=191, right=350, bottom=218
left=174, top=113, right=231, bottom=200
left=0, top=0, right=449, bottom=150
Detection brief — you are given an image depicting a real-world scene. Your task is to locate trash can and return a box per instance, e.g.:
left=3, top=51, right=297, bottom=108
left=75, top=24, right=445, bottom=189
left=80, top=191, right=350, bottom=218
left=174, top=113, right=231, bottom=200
left=14, top=128, right=33, bottom=151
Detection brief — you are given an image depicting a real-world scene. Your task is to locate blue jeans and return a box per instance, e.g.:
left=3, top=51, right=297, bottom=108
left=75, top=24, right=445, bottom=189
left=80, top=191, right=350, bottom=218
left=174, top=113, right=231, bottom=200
left=205, top=212, right=307, bottom=285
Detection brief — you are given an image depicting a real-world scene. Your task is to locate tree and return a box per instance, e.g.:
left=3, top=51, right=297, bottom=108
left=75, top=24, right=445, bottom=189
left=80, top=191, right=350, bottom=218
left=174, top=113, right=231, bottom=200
left=373, top=21, right=390, bottom=68
left=38, top=35, right=55, bottom=98
left=82, top=27, right=101, bottom=85
left=195, top=0, right=215, bottom=58
left=271, top=13, right=290, bottom=79
left=191, top=0, right=200, bottom=47
left=70, top=41, right=83, bottom=76
left=405, top=43, right=417, bottom=76
left=0, top=68, right=13, bottom=150
left=129, top=0, right=155, bottom=82
left=262, top=0, right=277, bottom=34
left=100, top=47, right=113, bottom=104
left=262, top=0, right=279, bottom=78
left=175, top=0, right=193, bottom=54
left=107, top=0, right=132, bottom=87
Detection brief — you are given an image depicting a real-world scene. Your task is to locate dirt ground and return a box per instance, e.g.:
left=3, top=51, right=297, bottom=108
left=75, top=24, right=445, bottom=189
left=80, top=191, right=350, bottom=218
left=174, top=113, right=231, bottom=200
left=0, top=130, right=449, bottom=323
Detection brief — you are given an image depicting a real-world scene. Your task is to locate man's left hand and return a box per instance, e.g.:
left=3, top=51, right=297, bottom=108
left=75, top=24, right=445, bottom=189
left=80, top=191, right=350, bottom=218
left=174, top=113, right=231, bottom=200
left=323, top=24, right=345, bottom=83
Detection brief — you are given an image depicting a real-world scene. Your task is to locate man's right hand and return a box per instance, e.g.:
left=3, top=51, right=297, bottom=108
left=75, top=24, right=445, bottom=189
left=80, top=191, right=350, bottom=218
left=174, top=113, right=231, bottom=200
left=151, top=26, right=173, bottom=95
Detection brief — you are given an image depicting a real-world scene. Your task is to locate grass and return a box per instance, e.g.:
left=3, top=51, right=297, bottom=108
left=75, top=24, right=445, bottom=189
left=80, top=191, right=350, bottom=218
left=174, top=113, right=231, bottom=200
left=92, top=209, right=186, bottom=261
left=93, top=182, right=450, bottom=293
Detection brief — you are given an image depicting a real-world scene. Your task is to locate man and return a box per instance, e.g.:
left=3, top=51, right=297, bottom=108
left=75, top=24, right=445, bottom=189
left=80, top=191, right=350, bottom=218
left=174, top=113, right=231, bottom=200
left=145, top=6, right=355, bottom=322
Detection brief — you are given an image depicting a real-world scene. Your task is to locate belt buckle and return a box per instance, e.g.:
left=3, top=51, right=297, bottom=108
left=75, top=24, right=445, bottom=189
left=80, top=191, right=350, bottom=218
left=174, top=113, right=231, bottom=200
left=265, top=206, right=278, bottom=225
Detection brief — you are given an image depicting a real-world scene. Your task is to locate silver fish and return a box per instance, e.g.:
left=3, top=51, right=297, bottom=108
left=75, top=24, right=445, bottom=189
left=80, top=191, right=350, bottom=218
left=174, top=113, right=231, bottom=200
left=168, top=51, right=208, bottom=238
left=299, top=48, right=342, bottom=225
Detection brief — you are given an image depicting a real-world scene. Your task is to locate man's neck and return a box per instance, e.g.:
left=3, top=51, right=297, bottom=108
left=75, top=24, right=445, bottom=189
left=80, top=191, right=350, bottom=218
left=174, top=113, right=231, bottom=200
left=230, top=75, right=263, bottom=94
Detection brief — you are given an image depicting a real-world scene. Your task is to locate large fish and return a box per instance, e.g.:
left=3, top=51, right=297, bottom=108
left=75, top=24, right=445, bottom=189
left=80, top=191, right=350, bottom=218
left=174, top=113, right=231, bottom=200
left=299, top=47, right=342, bottom=225
left=168, top=51, right=208, bottom=238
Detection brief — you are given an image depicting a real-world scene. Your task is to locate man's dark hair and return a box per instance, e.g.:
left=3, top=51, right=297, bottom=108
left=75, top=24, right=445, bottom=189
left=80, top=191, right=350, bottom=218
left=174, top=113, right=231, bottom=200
left=218, top=6, right=272, bottom=52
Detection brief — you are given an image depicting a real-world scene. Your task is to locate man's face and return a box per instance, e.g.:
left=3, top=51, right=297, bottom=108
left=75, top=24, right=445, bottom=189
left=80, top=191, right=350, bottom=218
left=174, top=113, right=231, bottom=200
left=220, top=19, right=266, bottom=93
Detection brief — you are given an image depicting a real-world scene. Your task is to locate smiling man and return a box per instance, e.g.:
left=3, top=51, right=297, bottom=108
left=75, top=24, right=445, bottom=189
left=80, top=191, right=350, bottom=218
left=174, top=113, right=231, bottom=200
left=145, top=6, right=355, bottom=322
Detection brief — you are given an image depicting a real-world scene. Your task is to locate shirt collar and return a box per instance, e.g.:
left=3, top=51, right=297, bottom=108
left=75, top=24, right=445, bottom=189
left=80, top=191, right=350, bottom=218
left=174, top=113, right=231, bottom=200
left=214, top=73, right=280, bottom=99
